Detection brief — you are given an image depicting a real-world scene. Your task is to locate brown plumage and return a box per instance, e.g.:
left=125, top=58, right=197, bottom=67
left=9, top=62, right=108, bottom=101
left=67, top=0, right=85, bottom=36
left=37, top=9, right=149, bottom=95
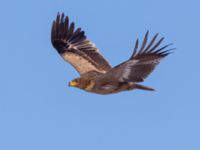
left=51, top=13, right=175, bottom=94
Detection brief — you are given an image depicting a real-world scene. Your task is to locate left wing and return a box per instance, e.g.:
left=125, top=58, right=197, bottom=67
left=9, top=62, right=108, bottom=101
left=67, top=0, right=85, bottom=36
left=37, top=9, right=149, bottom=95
left=96, top=31, right=175, bottom=83
left=51, top=13, right=112, bottom=75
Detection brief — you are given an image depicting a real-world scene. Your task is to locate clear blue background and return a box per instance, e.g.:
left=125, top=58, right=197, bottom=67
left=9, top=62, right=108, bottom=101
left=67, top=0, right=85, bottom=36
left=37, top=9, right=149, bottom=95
left=0, top=0, right=200, bottom=150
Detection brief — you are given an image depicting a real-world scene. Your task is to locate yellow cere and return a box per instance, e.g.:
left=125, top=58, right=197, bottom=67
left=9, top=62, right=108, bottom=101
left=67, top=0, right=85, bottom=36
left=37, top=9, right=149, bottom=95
left=70, top=81, right=77, bottom=86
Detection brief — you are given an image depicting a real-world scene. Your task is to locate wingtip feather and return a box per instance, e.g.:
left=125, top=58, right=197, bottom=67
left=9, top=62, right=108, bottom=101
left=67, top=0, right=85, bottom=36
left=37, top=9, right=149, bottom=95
left=130, top=31, right=175, bottom=59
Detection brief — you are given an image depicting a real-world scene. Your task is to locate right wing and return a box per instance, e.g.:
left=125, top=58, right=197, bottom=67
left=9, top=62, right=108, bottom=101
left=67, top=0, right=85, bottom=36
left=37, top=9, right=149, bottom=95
left=96, top=31, right=175, bottom=83
left=51, top=13, right=112, bottom=75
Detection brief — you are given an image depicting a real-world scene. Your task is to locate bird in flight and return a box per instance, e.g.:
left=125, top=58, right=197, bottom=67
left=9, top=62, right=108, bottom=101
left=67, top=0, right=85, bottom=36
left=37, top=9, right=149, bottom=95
left=51, top=13, right=174, bottom=94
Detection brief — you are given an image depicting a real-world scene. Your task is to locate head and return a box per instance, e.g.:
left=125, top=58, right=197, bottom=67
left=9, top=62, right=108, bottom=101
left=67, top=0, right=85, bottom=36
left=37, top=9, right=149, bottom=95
left=68, top=77, right=91, bottom=89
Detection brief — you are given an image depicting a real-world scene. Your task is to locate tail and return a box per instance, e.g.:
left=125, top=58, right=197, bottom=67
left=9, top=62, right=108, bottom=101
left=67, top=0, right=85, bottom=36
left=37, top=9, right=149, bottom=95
left=133, top=83, right=155, bottom=91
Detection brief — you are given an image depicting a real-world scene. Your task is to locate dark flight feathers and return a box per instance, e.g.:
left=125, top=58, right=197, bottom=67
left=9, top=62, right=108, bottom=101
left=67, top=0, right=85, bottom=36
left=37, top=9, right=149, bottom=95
left=51, top=13, right=112, bottom=75
left=96, top=31, right=175, bottom=83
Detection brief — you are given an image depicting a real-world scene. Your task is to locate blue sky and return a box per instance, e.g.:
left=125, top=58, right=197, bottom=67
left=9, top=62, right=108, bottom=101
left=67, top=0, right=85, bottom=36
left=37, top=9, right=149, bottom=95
left=0, top=0, right=200, bottom=150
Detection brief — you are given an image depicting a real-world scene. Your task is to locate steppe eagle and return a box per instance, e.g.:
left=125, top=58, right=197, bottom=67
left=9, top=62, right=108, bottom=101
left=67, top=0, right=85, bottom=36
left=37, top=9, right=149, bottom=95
left=51, top=13, right=174, bottom=94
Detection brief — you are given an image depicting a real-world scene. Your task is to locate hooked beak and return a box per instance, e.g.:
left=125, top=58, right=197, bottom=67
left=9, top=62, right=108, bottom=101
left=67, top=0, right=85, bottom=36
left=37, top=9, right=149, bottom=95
left=68, top=81, right=77, bottom=87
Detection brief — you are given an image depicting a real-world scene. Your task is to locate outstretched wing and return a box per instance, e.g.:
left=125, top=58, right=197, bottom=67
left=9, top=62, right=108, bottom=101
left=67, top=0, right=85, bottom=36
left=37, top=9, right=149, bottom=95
left=97, top=31, right=175, bottom=83
left=51, top=13, right=112, bottom=75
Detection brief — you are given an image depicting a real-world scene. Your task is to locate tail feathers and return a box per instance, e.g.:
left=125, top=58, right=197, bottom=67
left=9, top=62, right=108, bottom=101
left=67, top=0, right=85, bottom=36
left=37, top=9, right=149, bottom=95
left=134, top=83, right=155, bottom=91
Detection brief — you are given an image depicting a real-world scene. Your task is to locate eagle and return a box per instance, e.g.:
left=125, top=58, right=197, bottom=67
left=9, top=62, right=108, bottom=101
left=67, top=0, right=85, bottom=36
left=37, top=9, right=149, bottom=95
left=51, top=13, right=174, bottom=94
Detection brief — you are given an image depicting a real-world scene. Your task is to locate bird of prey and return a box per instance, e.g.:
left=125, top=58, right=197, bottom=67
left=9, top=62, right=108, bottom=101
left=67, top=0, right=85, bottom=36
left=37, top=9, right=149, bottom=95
left=51, top=13, right=174, bottom=94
